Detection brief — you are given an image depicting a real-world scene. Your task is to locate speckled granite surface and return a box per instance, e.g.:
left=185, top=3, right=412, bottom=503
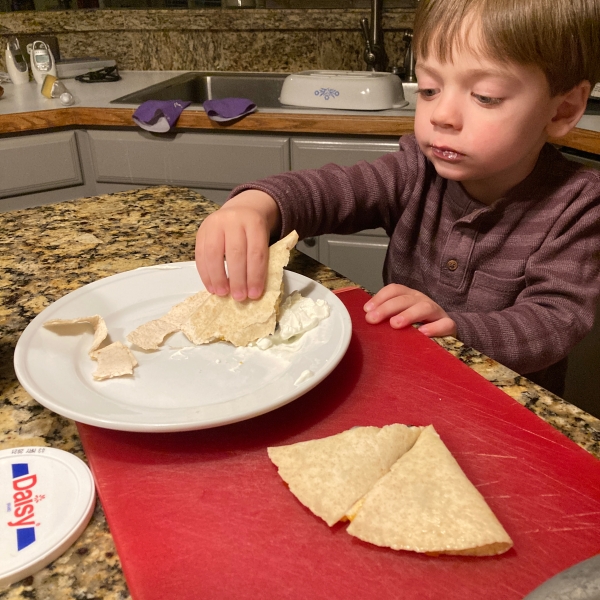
left=1, top=185, right=598, bottom=598
left=0, top=9, right=414, bottom=73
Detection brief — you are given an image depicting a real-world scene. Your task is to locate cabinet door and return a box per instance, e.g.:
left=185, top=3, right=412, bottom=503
left=0, top=131, right=82, bottom=199
left=291, top=137, right=399, bottom=170
left=88, top=131, right=290, bottom=188
left=320, top=234, right=389, bottom=294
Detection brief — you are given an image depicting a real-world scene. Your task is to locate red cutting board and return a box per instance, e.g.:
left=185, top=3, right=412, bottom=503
left=77, top=288, right=600, bottom=600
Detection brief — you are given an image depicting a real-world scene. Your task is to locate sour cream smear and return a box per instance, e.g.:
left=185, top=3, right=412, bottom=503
left=256, top=291, right=330, bottom=350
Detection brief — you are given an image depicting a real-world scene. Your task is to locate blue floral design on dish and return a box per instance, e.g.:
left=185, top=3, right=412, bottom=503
left=314, top=88, right=340, bottom=100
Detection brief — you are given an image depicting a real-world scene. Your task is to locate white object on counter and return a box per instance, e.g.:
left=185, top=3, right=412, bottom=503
left=0, top=446, right=95, bottom=586
left=28, top=41, right=57, bottom=86
left=280, top=70, right=408, bottom=111
left=5, top=38, right=29, bottom=85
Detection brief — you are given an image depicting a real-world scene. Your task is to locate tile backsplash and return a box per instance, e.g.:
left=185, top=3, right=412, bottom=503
left=0, top=9, right=415, bottom=72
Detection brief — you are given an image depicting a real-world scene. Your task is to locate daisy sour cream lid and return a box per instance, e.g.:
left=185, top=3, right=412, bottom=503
left=0, top=446, right=96, bottom=587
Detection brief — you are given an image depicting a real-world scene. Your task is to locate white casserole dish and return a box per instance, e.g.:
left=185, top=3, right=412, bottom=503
left=279, top=70, right=408, bottom=111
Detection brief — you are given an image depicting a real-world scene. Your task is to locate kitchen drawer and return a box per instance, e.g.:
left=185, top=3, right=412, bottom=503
left=88, top=131, right=290, bottom=188
left=0, top=131, right=82, bottom=199
left=291, top=136, right=399, bottom=170
left=320, top=233, right=389, bottom=294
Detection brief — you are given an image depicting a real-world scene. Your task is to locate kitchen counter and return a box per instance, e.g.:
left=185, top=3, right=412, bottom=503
left=0, top=185, right=599, bottom=599
left=0, top=71, right=599, bottom=154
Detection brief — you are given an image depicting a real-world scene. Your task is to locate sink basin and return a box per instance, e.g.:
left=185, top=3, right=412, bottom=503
left=111, top=72, right=289, bottom=108
left=112, top=71, right=418, bottom=112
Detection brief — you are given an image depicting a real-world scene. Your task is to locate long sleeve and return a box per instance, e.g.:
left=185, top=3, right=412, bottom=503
left=229, top=136, right=427, bottom=241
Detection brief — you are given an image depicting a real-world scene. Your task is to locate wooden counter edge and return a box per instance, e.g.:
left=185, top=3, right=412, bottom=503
left=1, top=106, right=598, bottom=154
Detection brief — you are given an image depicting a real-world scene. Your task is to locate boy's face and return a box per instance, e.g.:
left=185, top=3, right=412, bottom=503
left=413, top=39, right=564, bottom=204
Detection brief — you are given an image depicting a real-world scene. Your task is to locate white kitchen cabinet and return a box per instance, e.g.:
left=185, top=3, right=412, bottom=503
left=86, top=130, right=290, bottom=195
left=319, top=233, right=389, bottom=294
left=0, top=131, right=91, bottom=211
left=0, top=129, right=292, bottom=211
left=291, top=137, right=399, bottom=171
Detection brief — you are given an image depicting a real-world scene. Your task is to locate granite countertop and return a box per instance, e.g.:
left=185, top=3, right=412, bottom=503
left=1, top=185, right=599, bottom=599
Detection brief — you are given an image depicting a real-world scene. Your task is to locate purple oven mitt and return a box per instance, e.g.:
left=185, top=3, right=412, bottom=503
left=203, top=97, right=257, bottom=122
left=132, top=100, right=191, bottom=133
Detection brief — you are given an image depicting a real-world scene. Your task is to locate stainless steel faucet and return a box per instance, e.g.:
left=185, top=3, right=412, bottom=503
left=402, top=30, right=417, bottom=82
left=360, top=0, right=418, bottom=79
left=360, top=0, right=387, bottom=72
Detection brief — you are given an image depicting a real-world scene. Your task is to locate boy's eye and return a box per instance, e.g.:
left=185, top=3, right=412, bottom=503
left=473, top=94, right=503, bottom=106
left=416, top=88, right=439, bottom=99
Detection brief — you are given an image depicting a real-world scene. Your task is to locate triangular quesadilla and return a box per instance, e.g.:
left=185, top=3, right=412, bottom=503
left=268, top=424, right=423, bottom=526
left=346, top=425, right=513, bottom=556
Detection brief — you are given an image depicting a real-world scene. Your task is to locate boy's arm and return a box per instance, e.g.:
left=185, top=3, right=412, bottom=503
left=229, top=136, right=421, bottom=242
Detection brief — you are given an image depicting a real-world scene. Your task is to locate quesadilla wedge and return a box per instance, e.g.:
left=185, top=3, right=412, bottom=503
left=268, top=424, right=423, bottom=526
left=346, top=425, right=513, bottom=556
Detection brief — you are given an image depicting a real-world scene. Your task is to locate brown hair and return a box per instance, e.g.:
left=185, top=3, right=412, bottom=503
left=412, top=0, right=600, bottom=96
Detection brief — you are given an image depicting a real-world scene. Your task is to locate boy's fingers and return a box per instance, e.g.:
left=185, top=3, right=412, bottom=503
left=195, top=229, right=218, bottom=295
left=225, top=228, right=249, bottom=301
left=364, top=284, right=411, bottom=311
left=245, top=227, right=269, bottom=300
left=203, top=227, right=230, bottom=297
left=417, top=317, right=457, bottom=338
left=389, top=300, right=445, bottom=329
left=364, top=294, right=415, bottom=324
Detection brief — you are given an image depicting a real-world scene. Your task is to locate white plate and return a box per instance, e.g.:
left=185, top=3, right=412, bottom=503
left=14, top=263, right=352, bottom=432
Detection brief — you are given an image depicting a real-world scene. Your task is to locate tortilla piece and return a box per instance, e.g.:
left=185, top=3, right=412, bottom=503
left=268, top=424, right=423, bottom=526
left=91, top=341, right=138, bottom=380
left=44, top=315, right=108, bottom=356
left=127, top=290, right=211, bottom=350
left=181, top=230, right=299, bottom=347
left=346, top=425, right=513, bottom=556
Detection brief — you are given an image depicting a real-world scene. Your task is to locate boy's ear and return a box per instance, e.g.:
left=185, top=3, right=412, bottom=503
left=546, top=81, right=591, bottom=138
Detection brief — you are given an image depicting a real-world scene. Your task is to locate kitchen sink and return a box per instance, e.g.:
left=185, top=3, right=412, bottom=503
left=112, top=71, right=419, bottom=111
left=111, top=72, right=289, bottom=108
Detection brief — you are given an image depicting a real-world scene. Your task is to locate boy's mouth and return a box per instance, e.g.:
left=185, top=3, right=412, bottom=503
left=430, top=145, right=464, bottom=161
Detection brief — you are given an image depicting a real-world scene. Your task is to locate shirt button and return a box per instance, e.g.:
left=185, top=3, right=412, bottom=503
left=446, top=259, right=459, bottom=271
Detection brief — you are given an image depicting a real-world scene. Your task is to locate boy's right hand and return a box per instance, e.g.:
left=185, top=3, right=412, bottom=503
left=195, top=190, right=281, bottom=302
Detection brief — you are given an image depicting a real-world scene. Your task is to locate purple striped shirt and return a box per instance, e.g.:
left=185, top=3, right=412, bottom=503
left=231, top=135, right=600, bottom=381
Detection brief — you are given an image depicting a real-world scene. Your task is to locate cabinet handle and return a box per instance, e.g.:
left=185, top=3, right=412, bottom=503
left=304, top=237, right=317, bottom=247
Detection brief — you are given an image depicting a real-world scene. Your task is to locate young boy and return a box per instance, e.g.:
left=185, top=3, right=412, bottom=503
left=195, top=0, right=600, bottom=395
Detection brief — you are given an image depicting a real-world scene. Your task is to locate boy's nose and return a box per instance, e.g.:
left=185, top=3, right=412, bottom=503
left=429, top=93, right=463, bottom=130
